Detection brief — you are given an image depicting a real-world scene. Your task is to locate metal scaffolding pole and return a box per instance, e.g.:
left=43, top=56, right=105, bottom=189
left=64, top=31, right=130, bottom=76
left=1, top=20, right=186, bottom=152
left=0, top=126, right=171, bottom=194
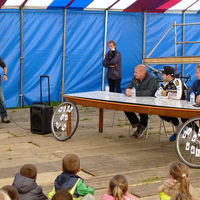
left=143, top=12, right=146, bottom=59
left=182, top=11, right=185, bottom=77
left=61, top=8, right=67, bottom=102
left=174, top=21, right=177, bottom=72
left=146, top=24, right=173, bottom=58
left=102, top=10, right=108, bottom=91
left=20, top=6, right=24, bottom=108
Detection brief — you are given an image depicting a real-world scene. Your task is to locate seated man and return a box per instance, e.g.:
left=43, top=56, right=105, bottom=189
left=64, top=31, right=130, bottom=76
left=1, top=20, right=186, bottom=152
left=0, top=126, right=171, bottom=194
left=181, top=63, right=200, bottom=133
left=187, top=64, right=200, bottom=103
left=158, top=66, right=188, bottom=141
left=125, top=64, right=157, bottom=139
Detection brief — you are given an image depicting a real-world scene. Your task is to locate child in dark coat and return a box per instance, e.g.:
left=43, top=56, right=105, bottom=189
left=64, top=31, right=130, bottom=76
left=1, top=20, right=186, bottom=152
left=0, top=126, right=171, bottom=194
left=12, top=164, right=48, bottom=200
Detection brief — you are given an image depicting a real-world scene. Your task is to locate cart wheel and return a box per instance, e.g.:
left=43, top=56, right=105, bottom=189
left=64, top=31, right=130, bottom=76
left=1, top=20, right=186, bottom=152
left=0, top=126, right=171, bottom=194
left=176, top=116, right=200, bottom=168
left=51, top=101, right=79, bottom=141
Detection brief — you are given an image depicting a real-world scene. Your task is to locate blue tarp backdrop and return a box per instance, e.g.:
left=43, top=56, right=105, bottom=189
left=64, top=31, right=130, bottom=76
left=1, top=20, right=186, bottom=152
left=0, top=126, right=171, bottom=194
left=0, top=9, right=200, bottom=108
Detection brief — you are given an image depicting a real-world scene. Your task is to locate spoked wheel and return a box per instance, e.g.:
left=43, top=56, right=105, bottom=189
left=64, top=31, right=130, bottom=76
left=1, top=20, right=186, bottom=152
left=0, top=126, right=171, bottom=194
left=176, top=116, right=200, bottom=168
left=51, top=101, right=79, bottom=141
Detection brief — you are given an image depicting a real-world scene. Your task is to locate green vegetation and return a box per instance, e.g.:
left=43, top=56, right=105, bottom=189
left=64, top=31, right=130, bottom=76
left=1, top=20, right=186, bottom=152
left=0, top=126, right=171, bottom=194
left=118, top=134, right=125, bottom=138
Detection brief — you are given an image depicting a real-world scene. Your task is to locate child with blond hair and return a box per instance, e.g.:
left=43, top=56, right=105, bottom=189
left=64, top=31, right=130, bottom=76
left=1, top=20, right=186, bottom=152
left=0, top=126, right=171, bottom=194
left=158, top=161, right=198, bottom=200
left=101, top=174, right=139, bottom=200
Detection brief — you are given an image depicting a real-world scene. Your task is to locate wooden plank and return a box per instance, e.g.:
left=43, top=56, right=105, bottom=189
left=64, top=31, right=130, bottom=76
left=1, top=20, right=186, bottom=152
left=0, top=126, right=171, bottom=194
left=143, top=56, right=200, bottom=64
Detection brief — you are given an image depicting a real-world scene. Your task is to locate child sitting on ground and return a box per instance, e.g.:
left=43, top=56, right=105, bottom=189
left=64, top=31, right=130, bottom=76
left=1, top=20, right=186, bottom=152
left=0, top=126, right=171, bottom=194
left=158, top=160, right=198, bottom=200
left=1, top=185, right=19, bottom=200
left=48, top=153, right=95, bottom=200
left=101, top=174, right=139, bottom=200
left=52, top=188, right=73, bottom=200
left=12, top=164, right=48, bottom=200
left=0, top=189, right=11, bottom=200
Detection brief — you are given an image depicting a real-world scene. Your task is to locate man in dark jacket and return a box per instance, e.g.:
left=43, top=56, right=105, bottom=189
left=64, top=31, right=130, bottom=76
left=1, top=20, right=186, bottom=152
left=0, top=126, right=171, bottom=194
left=103, top=40, right=122, bottom=93
left=125, top=64, right=157, bottom=139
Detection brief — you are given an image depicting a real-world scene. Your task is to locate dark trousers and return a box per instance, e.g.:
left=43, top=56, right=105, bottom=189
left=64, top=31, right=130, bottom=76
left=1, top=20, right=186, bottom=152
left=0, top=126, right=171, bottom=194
left=108, top=78, right=121, bottom=93
left=159, top=116, right=179, bottom=126
left=125, top=111, right=148, bottom=127
left=181, top=118, right=199, bottom=133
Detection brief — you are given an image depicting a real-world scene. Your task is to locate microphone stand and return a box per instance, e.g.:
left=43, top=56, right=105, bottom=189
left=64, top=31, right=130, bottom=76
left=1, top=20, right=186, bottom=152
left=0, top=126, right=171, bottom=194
left=145, top=64, right=162, bottom=83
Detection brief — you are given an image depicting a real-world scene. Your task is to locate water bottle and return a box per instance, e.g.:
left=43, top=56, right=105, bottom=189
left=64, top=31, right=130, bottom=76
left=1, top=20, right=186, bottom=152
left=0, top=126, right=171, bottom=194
left=155, top=88, right=161, bottom=99
left=132, top=87, right=136, bottom=98
left=105, top=85, right=109, bottom=93
left=190, top=91, right=195, bottom=104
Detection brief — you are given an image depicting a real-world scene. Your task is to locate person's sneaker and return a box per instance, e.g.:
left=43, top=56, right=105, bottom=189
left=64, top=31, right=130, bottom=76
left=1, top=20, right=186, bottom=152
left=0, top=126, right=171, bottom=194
left=2, top=118, right=11, bottom=123
left=135, top=125, right=147, bottom=139
left=129, top=123, right=141, bottom=137
left=169, top=133, right=177, bottom=141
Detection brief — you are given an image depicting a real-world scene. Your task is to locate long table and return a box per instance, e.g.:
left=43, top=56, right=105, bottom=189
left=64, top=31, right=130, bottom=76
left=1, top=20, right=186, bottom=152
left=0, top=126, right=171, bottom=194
left=63, top=91, right=200, bottom=132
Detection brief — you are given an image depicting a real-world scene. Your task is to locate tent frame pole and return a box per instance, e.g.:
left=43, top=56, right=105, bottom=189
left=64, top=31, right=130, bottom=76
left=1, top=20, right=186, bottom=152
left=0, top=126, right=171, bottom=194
left=20, top=6, right=24, bottom=108
left=143, top=11, right=146, bottom=59
left=61, top=8, right=67, bottom=102
left=102, top=10, right=108, bottom=91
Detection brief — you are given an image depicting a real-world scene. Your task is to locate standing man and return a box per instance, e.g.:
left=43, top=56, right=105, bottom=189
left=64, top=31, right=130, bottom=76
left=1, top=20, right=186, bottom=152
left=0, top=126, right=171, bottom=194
left=125, top=64, right=157, bottom=139
left=158, top=66, right=187, bottom=141
left=0, top=56, right=10, bottom=123
left=103, top=40, right=122, bottom=93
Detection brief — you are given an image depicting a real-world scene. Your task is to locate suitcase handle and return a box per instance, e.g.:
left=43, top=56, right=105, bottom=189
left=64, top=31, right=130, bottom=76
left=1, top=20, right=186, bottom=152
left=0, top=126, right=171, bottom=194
left=40, top=75, right=50, bottom=106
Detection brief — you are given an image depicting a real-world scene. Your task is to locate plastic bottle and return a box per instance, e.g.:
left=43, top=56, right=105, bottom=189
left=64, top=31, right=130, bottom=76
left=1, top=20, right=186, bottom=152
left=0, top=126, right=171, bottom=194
left=155, top=88, right=161, bottom=99
left=190, top=91, right=195, bottom=104
left=132, top=87, right=136, bottom=98
left=105, top=85, right=109, bottom=93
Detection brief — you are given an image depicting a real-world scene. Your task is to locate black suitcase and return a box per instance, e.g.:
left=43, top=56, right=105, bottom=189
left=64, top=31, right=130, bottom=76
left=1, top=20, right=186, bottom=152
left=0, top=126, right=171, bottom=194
left=30, top=76, right=53, bottom=134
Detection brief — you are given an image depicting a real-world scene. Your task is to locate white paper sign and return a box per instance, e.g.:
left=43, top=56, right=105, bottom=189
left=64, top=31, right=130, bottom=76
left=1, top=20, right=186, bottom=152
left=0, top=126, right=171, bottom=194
left=191, top=145, right=195, bottom=154
left=191, top=134, right=197, bottom=142
left=186, top=142, right=190, bottom=151
left=182, top=133, right=187, bottom=139
left=195, top=148, right=200, bottom=157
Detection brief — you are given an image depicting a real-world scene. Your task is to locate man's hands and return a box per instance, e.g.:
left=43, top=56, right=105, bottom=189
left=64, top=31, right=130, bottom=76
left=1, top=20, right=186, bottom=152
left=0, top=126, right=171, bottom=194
left=110, top=64, right=117, bottom=68
left=3, top=74, right=8, bottom=82
left=196, top=95, right=200, bottom=103
left=125, top=88, right=132, bottom=97
left=162, top=89, right=168, bottom=96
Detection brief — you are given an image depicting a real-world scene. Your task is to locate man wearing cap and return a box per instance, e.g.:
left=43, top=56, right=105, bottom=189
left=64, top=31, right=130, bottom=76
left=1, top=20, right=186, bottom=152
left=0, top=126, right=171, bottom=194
left=158, top=66, right=187, bottom=141
left=0, top=56, right=10, bottom=123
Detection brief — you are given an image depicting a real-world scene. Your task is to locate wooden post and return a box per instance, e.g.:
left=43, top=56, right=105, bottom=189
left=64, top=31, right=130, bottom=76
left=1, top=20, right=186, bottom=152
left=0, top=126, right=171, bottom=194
left=99, top=108, right=103, bottom=132
left=67, top=104, right=71, bottom=136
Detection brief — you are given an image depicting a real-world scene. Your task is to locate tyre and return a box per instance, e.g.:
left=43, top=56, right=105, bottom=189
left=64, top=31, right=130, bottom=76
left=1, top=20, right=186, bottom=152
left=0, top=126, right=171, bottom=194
left=176, top=116, right=200, bottom=168
left=51, top=101, right=79, bottom=141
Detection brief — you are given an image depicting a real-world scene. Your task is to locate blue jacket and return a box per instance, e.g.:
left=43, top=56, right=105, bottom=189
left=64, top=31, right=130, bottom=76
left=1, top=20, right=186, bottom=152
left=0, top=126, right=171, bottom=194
left=187, top=79, right=200, bottom=101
